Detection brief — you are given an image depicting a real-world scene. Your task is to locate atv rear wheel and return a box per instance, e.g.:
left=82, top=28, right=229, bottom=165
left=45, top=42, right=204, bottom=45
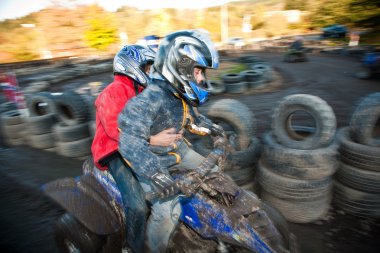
left=55, top=213, right=105, bottom=253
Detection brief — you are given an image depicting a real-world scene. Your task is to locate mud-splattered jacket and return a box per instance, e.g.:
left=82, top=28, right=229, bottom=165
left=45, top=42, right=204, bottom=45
left=91, top=75, right=144, bottom=170
left=118, top=79, right=195, bottom=179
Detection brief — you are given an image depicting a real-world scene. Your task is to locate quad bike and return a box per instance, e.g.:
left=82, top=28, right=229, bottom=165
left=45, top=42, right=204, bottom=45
left=356, top=52, right=380, bottom=79
left=42, top=122, right=298, bottom=253
left=283, top=49, right=307, bottom=63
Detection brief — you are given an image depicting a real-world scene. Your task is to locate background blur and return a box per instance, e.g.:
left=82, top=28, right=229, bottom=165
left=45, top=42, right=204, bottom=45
left=0, top=0, right=379, bottom=63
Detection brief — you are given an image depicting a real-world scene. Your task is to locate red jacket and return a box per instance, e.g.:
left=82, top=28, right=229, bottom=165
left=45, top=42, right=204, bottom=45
left=91, top=75, right=144, bottom=170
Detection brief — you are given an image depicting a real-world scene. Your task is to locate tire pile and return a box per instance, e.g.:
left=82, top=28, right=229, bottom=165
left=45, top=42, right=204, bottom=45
left=0, top=91, right=96, bottom=160
left=208, top=56, right=274, bottom=96
left=19, top=60, right=112, bottom=94
left=195, top=99, right=261, bottom=191
left=334, top=92, right=380, bottom=218
left=257, top=94, right=338, bottom=223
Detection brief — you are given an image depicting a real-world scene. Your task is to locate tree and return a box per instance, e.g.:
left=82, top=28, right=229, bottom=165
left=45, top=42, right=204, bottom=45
left=83, top=5, right=118, bottom=51
left=285, top=0, right=309, bottom=11
left=348, top=0, right=380, bottom=27
left=310, top=0, right=352, bottom=28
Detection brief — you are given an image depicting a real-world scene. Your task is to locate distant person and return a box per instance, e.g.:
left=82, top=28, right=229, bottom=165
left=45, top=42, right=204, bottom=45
left=349, top=32, right=360, bottom=47
left=290, top=36, right=304, bottom=51
left=91, top=44, right=183, bottom=253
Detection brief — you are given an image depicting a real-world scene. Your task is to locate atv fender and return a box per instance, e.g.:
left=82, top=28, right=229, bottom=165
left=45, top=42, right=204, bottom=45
left=42, top=174, right=121, bottom=235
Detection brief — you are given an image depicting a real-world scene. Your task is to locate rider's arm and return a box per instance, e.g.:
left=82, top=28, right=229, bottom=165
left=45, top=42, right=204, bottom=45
left=118, top=87, right=166, bottom=179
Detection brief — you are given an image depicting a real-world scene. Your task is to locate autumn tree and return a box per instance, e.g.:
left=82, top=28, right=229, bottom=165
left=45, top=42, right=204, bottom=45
left=348, top=0, right=380, bottom=27
left=84, top=5, right=119, bottom=51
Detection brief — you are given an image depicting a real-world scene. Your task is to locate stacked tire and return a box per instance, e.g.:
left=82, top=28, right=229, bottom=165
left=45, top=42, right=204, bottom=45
left=258, top=94, right=338, bottom=223
left=222, top=73, right=248, bottom=94
left=334, top=92, right=380, bottom=218
left=196, top=99, right=261, bottom=192
left=0, top=109, right=27, bottom=146
left=248, top=62, right=273, bottom=87
left=53, top=91, right=92, bottom=160
left=25, top=92, right=58, bottom=152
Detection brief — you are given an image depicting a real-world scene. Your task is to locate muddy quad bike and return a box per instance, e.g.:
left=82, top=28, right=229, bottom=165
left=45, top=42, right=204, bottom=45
left=42, top=123, right=298, bottom=253
left=283, top=49, right=307, bottom=63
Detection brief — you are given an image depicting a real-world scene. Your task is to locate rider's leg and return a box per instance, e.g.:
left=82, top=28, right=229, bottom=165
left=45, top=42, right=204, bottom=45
left=107, top=153, right=149, bottom=253
left=145, top=196, right=182, bottom=253
left=145, top=145, right=220, bottom=253
left=180, top=146, right=220, bottom=172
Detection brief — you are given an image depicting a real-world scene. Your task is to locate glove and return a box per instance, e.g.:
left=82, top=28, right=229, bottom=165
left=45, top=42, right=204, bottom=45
left=150, top=172, right=177, bottom=198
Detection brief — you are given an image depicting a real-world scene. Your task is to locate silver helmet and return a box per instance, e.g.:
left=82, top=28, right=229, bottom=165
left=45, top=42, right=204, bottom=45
left=153, top=30, right=219, bottom=106
left=113, top=45, right=156, bottom=87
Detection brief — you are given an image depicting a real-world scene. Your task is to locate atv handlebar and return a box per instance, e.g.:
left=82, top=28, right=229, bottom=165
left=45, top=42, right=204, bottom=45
left=146, top=133, right=227, bottom=202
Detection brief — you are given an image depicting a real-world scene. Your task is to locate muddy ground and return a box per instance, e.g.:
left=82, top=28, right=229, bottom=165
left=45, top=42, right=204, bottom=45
left=0, top=50, right=379, bottom=253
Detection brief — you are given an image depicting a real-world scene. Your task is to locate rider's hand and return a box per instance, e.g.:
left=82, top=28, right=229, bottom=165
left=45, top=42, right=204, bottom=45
left=150, top=172, right=177, bottom=198
left=149, top=128, right=183, bottom=147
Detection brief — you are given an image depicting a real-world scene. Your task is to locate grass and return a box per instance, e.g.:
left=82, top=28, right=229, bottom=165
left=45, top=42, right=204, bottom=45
left=208, top=63, right=249, bottom=81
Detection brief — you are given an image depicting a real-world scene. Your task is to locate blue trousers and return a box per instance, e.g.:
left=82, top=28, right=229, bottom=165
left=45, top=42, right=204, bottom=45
left=107, top=154, right=148, bottom=253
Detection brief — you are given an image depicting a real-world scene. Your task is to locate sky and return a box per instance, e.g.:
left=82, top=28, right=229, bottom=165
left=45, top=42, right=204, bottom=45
left=0, top=0, right=233, bottom=21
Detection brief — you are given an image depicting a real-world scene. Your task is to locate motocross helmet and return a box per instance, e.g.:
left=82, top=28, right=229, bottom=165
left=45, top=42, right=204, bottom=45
left=153, top=30, right=219, bottom=106
left=113, top=44, right=156, bottom=87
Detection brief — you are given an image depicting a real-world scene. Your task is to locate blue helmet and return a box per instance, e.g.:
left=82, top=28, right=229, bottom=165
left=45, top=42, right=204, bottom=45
left=113, top=45, right=156, bottom=87
left=153, top=30, right=219, bottom=106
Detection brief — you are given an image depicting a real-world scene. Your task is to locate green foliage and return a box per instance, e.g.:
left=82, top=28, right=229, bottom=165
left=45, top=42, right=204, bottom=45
left=285, top=0, right=308, bottom=11
left=84, top=5, right=119, bottom=51
left=310, top=0, right=352, bottom=28
left=348, top=0, right=380, bottom=27
left=309, top=0, right=380, bottom=28
left=14, top=47, right=38, bottom=61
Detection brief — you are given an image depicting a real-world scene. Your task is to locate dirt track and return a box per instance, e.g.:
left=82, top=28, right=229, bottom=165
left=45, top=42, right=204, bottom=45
left=0, top=50, right=379, bottom=253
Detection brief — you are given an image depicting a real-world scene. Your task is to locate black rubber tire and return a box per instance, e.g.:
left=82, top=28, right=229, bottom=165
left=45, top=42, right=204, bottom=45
left=2, top=122, right=26, bottom=140
left=0, top=110, right=25, bottom=125
left=336, top=162, right=380, bottom=194
left=207, top=80, right=226, bottom=95
left=26, top=91, right=57, bottom=116
left=53, top=122, right=90, bottom=142
left=240, top=69, right=263, bottom=82
left=221, top=73, right=244, bottom=84
left=337, top=127, right=380, bottom=172
left=250, top=63, right=271, bottom=73
left=56, top=137, right=93, bottom=158
left=0, top=101, right=18, bottom=113
left=200, top=98, right=256, bottom=150
left=225, top=166, right=255, bottom=186
left=55, top=91, right=90, bottom=126
left=262, top=131, right=339, bottom=180
left=271, top=94, right=336, bottom=150
left=28, top=132, right=55, bottom=149
left=55, top=213, right=104, bottom=253
left=192, top=136, right=261, bottom=172
left=225, top=81, right=248, bottom=94
left=257, top=161, right=332, bottom=200
left=333, top=180, right=380, bottom=218
left=259, top=200, right=293, bottom=250
left=26, top=113, right=57, bottom=135
left=261, top=189, right=332, bottom=223
left=349, top=92, right=380, bottom=147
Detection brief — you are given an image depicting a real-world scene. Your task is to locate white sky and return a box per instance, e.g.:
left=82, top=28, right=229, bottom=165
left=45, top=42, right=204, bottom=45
left=0, top=0, right=233, bottom=21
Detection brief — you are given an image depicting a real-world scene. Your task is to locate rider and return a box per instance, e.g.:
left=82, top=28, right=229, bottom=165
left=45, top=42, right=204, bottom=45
left=289, top=36, right=304, bottom=52
left=118, top=29, right=219, bottom=253
left=91, top=44, right=183, bottom=253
